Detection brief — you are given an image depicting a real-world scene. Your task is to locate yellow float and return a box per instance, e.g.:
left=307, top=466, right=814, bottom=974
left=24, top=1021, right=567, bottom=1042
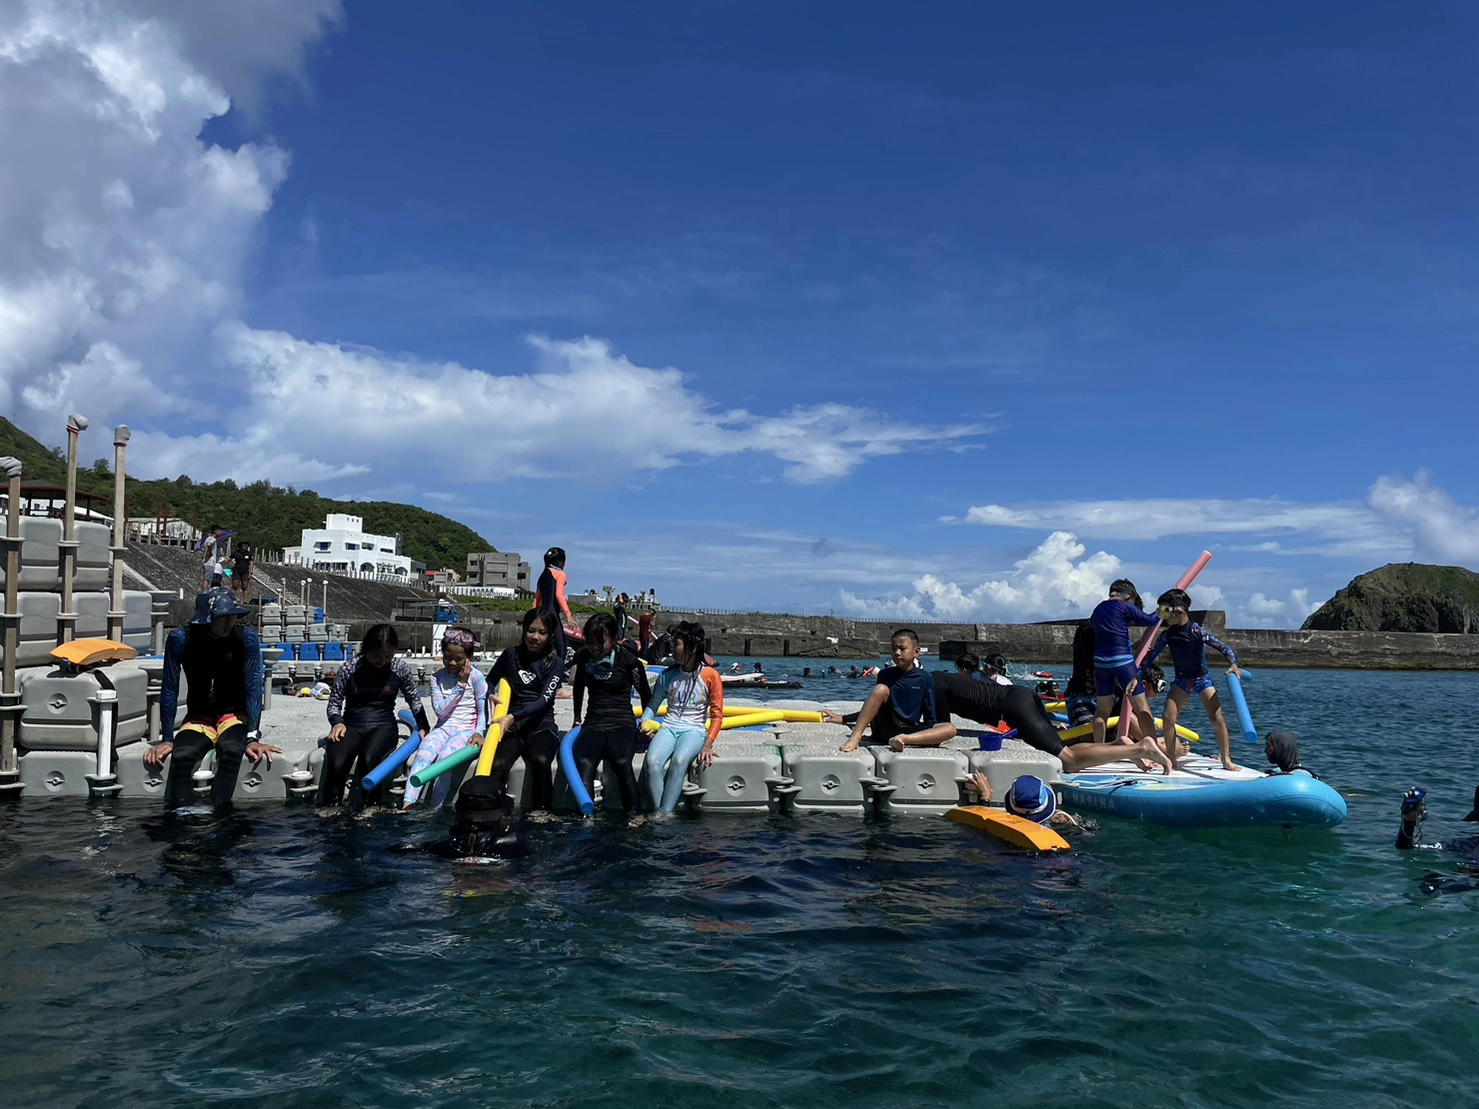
left=474, top=678, right=512, bottom=776
left=1057, top=716, right=1199, bottom=743
left=945, top=805, right=1069, bottom=851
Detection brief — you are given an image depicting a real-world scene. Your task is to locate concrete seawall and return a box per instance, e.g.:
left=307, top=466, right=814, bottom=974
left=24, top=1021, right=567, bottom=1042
left=648, top=610, right=1479, bottom=671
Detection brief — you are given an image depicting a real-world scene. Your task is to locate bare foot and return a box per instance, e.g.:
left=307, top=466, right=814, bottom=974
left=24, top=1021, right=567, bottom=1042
left=1135, top=739, right=1175, bottom=775
left=840, top=737, right=861, bottom=753
left=1221, top=761, right=1243, bottom=772
left=888, top=736, right=906, bottom=752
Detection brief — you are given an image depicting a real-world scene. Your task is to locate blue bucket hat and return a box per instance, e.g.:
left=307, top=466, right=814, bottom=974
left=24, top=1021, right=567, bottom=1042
left=190, top=587, right=250, bottom=624
left=1005, top=775, right=1058, bottom=824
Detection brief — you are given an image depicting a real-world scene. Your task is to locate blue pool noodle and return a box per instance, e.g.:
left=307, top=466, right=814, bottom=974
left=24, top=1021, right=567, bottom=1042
left=1225, top=671, right=1259, bottom=744
left=559, top=725, right=594, bottom=814
left=360, top=710, right=423, bottom=792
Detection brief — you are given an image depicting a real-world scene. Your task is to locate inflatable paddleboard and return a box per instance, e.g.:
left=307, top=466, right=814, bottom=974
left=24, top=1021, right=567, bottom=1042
left=946, top=805, right=1069, bottom=851
left=1060, top=755, right=1346, bottom=828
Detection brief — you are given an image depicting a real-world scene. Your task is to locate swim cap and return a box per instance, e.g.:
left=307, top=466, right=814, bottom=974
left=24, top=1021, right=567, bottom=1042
left=1265, top=730, right=1301, bottom=773
left=1005, top=775, right=1058, bottom=824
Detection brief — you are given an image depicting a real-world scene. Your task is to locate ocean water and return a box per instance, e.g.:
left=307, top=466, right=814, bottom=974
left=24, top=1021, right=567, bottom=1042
left=3, top=663, right=1478, bottom=1108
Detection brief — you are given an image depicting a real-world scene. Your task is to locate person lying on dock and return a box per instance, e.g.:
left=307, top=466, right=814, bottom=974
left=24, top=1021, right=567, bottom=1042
left=963, top=772, right=1083, bottom=830
left=1142, top=589, right=1243, bottom=772
left=926, top=672, right=1172, bottom=773
left=1394, top=786, right=1479, bottom=861
left=836, top=630, right=956, bottom=752
left=146, top=588, right=282, bottom=809
left=1090, top=579, right=1162, bottom=747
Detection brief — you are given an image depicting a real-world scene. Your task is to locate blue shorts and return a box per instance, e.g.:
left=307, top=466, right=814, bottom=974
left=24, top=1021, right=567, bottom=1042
left=1094, top=660, right=1141, bottom=698
left=1065, top=694, right=1097, bottom=728
left=1173, top=674, right=1216, bottom=696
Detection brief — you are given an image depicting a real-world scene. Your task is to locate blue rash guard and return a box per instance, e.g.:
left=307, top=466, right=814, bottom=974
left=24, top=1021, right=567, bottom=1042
left=878, top=664, right=936, bottom=728
left=1144, top=622, right=1238, bottom=682
left=160, top=625, right=263, bottom=741
left=1089, top=598, right=1159, bottom=667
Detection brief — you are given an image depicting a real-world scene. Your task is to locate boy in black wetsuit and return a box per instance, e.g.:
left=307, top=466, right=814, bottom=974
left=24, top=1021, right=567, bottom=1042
left=838, top=629, right=956, bottom=752
left=1395, top=787, right=1479, bottom=896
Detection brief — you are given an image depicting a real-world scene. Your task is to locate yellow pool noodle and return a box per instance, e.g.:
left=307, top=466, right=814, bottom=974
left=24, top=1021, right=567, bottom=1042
left=474, top=678, right=512, bottom=777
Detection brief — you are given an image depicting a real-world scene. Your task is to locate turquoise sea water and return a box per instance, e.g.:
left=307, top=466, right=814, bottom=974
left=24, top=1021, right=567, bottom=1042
left=3, top=662, right=1478, bottom=1108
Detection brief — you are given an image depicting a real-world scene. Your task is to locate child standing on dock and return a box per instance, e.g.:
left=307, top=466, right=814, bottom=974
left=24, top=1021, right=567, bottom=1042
left=839, top=629, right=957, bottom=752
left=485, top=609, right=568, bottom=812
left=571, top=613, right=651, bottom=815
left=1143, top=589, right=1244, bottom=771
left=640, top=621, right=723, bottom=812
left=401, top=628, right=488, bottom=811
left=1089, top=579, right=1161, bottom=750
left=323, top=624, right=429, bottom=806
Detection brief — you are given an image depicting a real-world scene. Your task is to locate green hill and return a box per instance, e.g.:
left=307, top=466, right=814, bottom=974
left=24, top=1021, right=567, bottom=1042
left=1302, top=563, right=1479, bottom=633
left=0, top=418, right=494, bottom=571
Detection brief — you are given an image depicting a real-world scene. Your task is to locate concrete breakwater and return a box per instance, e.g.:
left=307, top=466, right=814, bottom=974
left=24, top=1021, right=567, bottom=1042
left=640, top=610, right=1479, bottom=671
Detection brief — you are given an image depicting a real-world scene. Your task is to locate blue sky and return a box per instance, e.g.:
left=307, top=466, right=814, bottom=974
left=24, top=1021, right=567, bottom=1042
left=5, top=0, right=1479, bottom=623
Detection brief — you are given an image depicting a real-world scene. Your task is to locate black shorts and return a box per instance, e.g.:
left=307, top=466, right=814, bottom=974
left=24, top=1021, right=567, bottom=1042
left=869, top=709, right=928, bottom=744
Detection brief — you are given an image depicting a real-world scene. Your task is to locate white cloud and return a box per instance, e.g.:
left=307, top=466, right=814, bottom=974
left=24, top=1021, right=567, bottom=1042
left=955, top=497, right=1381, bottom=544
left=0, top=0, right=978, bottom=488
left=1236, top=588, right=1318, bottom=629
left=839, top=531, right=1123, bottom=621
left=1366, top=472, right=1479, bottom=564
left=953, top=475, right=1479, bottom=571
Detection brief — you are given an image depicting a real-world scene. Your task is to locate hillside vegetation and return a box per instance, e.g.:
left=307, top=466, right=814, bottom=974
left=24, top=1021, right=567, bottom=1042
left=0, top=418, right=494, bottom=570
left=1302, top=563, right=1479, bottom=633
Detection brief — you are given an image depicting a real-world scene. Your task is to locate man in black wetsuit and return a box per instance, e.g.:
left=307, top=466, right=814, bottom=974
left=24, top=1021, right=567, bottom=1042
left=145, top=588, right=281, bottom=808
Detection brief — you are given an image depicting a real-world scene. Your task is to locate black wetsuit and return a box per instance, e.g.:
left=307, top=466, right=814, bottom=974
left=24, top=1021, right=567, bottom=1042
left=932, top=671, right=1066, bottom=757
left=321, top=657, right=430, bottom=805
left=571, top=644, right=651, bottom=812
left=159, top=626, right=263, bottom=807
left=486, top=644, right=568, bottom=810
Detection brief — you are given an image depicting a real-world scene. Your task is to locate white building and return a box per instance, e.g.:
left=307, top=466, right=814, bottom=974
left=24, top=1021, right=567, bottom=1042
left=283, top=513, right=413, bottom=578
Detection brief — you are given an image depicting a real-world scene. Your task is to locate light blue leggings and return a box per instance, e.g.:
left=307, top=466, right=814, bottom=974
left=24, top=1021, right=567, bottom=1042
left=644, top=724, right=707, bottom=812
left=401, top=725, right=477, bottom=808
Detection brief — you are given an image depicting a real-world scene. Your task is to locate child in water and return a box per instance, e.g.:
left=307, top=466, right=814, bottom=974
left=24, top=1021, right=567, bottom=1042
left=401, top=628, right=488, bottom=811
left=1143, top=589, right=1243, bottom=771
left=640, top=621, right=723, bottom=812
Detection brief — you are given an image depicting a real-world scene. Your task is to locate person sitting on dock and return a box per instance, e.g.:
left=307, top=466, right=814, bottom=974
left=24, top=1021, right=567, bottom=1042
left=145, top=588, right=281, bottom=809
left=955, top=653, right=982, bottom=681
left=401, top=628, right=488, bottom=812
left=926, top=671, right=1172, bottom=773
left=1142, top=589, right=1243, bottom=772
left=1089, top=579, right=1161, bottom=747
left=983, top=653, right=1013, bottom=687
left=837, top=630, right=956, bottom=752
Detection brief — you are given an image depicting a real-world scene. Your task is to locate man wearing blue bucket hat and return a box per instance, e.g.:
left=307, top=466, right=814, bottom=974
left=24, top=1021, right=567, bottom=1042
left=966, top=772, right=1081, bottom=830
left=144, top=588, right=280, bottom=807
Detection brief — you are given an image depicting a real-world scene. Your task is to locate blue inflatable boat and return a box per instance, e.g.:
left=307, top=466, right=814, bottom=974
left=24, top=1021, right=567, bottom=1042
left=1060, top=755, right=1346, bottom=828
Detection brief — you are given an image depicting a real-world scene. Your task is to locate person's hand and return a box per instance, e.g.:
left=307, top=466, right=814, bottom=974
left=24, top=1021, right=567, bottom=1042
left=1229, top=665, right=1244, bottom=679
left=697, top=743, right=717, bottom=768
left=571, top=718, right=582, bottom=728
left=459, top=657, right=473, bottom=682
left=143, top=742, right=173, bottom=769
left=246, top=742, right=282, bottom=767
left=968, top=771, right=992, bottom=803
left=468, top=733, right=484, bottom=748
left=419, top=729, right=429, bottom=739
left=496, top=714, right=515, bottom=735
left=640, top=718, right=660, bottom=735
left=328, top=723, right=347, bottom=742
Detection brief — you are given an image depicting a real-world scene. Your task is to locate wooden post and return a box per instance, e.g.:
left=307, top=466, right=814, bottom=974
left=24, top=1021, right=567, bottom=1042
left=1, top=456, right=24, bottom=795
left=107, top=426, right=131, bottom=642
left=58, top=414, right=88, bottom=645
